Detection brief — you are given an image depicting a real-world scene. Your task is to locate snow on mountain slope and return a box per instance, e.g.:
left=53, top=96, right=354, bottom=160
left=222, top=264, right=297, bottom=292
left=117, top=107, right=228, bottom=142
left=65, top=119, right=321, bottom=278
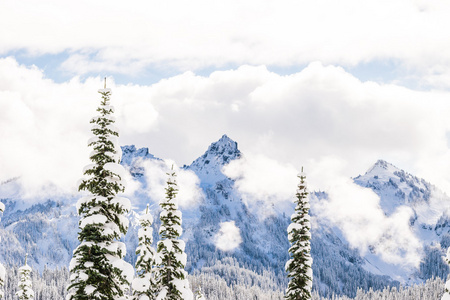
left=1, top=137, right=450, bottom=298
left=100, top=135, right=396, bottom=297
left=188, top=134, right=241, bottom=185
left=354, top=159, right=441, bottom=220
left=354, top=159, right=450, bottom=238
left=353, top=159, right=450, bottom=283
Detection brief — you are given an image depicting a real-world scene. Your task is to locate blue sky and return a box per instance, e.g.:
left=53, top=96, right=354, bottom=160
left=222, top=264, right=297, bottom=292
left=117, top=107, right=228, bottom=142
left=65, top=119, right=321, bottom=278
left=8, top=53, right=404, bottom=88
left=3, top=0, right=450, bottom=89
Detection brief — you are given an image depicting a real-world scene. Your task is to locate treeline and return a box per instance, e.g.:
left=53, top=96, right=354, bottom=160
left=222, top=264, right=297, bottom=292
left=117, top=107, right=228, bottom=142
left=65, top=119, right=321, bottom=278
left=0, top=265, right=447, bottom=300
left=1, top=266, right=68, bottom=300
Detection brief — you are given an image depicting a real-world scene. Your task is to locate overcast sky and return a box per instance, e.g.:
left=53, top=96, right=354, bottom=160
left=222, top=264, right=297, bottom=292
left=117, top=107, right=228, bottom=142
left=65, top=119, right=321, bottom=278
left=1, top=4, right=450, bottom=205
left=2, top=0, right=450, bottom=189
left=3, top=0, right=450, bottom=265
left=1, top=1, right=449, bottom=183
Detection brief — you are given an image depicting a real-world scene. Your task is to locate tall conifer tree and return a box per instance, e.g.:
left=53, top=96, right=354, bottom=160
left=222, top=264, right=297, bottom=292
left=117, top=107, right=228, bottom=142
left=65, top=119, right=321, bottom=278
left=132, top=204, right=159, bottom=299
left=442, top=250, right=450, bottom=300
left=285, top=168, right=313, bottom=300
left=156, top=169, right=193, bottom=300
left=16, top=254, right=34, bottom=300
left=195, top=287, right=205, bottom=300
left=67, top=83, right=133, bottom=300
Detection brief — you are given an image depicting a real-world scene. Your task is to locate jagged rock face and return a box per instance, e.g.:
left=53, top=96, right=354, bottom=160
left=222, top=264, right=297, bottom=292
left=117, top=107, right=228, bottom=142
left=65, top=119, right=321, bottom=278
left=121, top=145, right=158, bottom=178
left=121, top=144, right=156, bottom=164
left=188, top=134, right=241, bottom=185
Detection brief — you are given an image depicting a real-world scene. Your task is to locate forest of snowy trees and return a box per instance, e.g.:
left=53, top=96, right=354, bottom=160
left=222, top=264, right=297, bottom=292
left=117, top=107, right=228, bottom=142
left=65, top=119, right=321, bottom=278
left=0, top=266, right=448, bottom=300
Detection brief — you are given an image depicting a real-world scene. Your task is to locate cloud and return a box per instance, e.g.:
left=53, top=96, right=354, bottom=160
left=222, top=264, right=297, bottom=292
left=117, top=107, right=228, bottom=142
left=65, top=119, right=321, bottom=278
left=3, top=57, right=450, bottom=220
left=1, top=55, right=449, bottom=269
left=0, top=58, right=96, bottom=196
left=223, top=152, right=424, bottom=266
left=3, top=0, right=450, bottom=86
left=222, top=153, right=299, bottom=217
left=311, top=156, right=423, bottom=267
left=140, top=158, right=204, bottom=209
left=213, top=221, right=242, bottom=252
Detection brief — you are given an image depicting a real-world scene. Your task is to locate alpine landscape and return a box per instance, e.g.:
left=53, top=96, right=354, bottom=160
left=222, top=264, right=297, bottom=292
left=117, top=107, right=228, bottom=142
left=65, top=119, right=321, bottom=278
left=1, top=134, right=450, bottom=299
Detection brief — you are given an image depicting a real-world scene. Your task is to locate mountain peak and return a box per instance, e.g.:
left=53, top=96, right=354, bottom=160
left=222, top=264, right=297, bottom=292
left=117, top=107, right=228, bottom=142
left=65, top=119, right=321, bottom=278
left=121, top=145, right=156, bottom=166
left=188, top=135, right=241, bottom=184
left=365, top=159, right=400, bottom=176
left=354, top=159, right=434, bottom=216
left=205, top=134, right=240, bottom=158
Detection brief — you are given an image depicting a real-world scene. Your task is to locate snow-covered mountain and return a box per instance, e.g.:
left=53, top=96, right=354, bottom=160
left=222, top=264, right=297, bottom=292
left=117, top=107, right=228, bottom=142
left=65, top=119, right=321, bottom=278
left=188, top=134, right=241, bottom=185
left=353, top=160, right=450, bottom=282
left=1, top=136, right=450, bottom=298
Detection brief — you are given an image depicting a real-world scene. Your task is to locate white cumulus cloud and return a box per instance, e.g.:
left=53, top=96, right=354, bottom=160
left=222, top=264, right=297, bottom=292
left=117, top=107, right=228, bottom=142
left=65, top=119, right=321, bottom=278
left=141, top=158, right=204, bottom=209
left=222, top=153, right=299, bottom=217
left=310, top=156, right=423, bottom=268
left=214, top=221, right=242, bottom=252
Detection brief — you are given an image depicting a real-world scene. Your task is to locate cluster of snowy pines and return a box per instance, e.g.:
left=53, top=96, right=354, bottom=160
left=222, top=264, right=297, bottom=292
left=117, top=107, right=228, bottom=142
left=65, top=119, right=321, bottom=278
left=64, top=87, right=197, bottom=300
left=1, top=266, right=450, bottom=299
left=1, top=210, right=36, bottom=300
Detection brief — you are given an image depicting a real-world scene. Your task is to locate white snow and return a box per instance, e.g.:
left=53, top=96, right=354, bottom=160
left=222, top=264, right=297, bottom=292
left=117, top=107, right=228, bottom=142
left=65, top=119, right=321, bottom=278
left=104, top=163, right=127, bottom=180
left=80, top=214, right=107, bottom=229
left=112, top=258, right=134, bottom=283
left=132, top=276, right=150, bottom=292
left=85, top=285, right=96, bottom=295
left=156, top=287, right=168, bottom=300
left=106, top=124, right=120, bottom=135
left=87, top=136, right=100, bottom=146
left=140, top=212, right=153, bottom=224
left=159, top=239, right=173, bottom=253
left=82, top=163, right=96, bottom=174
left=76, top=196, right=107, bottom=212
left=102, top=105, right=115, bottom=112
left=0, top=263, right=5, bottom=281
left=287, top=222, right=302, bottom=234
left=98, top=88, right=111, bottom=93
left=110, top=196, right=131, bottom=212
left=172, top=278, right=194, bottom=300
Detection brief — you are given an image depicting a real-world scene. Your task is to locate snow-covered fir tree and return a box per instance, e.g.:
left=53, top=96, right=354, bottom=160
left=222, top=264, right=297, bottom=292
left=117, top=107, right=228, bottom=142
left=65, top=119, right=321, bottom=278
left=132, top=204, right=159, bottom=299
left=195, top=287, right=205, bottom=300
left=156, top=169, right=193, bottom=300
left=442, top=249, right=450, bottom=300
left=16, top=254, right=34, bottom=300
left=66, top=84, right=134, bottom=300
left=285, top=168, right=313, bottom=300
left=0, top=202, right=4, bottom=299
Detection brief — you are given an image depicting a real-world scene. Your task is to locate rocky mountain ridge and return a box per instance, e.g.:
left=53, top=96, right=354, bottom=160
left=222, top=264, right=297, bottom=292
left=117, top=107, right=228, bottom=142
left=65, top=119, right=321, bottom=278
left=1, top=136, right=450, bottom=298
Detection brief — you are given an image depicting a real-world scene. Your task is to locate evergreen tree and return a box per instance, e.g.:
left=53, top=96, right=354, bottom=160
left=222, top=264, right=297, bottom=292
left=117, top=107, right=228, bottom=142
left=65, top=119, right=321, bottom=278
left=0, top=202, right=4, bottom=299
left=67, top=84, right=134, bottom=300
left=132, top=204, right=159, bottom=300
left=156, top=169, right=193, bottom=300
left=442, top=249, right=450, bottom=300
left=195, top=287, right=205, bottom=300
left=16, top=254, right=34, bottom=300
left=285, top=168, right=313, bottom=300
